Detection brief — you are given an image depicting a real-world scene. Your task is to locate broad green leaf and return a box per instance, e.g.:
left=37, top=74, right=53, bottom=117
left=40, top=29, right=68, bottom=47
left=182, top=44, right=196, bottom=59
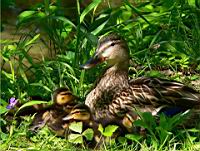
left=188, top=0, right=196, bottom=7
left=0, top=132, right=8, bottom=141
left=69, top=122, right=83, bottom=133
left=37, top=12, right=45, bottom=18
left=141, top=112, right=156, bottom=129
left=0, top=99, right=8, bottom=106
left=80, top=0, right=101, bottom=23
left=82, top=128, right=94, bottom=141
left=18, top=10, right=36, bottom=21
left=102, top=125, right=119, bottom=137
left=68, top=134, right=83, bottom=144
left=0, top=106, right=8, bottom=115
left=104, top=125, right=119, bottom=137
left=134, top=119, right=145, bottom=127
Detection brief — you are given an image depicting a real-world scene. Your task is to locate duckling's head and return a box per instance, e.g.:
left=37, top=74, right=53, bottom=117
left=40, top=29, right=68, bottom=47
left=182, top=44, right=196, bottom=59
left=81, top=33, right=129, bottom=69
left=62, top=104, right=92, bottom=121
left=52, top=88, right=77, bottom=106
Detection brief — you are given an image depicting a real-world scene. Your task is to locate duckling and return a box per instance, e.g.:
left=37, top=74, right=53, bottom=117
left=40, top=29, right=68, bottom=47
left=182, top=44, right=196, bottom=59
left=81, top=33, right=200, bottom=129
left=62, top=104, right=102, bottom=147
left=63, top=104, right=92, bottom=122
left=29, top=87, right=78, bottom=136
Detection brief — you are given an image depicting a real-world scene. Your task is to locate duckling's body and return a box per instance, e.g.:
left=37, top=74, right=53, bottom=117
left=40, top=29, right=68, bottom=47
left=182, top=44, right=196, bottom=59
left=81, top=33, right=200, bottom=129
left=29, top=87, right=77, bottom=136
left=63, top=104, right=102, bottom=147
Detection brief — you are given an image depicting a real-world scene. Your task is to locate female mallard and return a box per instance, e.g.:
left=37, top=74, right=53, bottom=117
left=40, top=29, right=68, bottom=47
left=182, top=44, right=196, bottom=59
left=81, top=33, right=200, bottom=127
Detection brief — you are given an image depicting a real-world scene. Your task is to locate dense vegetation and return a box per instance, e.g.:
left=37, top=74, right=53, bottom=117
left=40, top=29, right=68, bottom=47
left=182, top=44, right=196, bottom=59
left=1, top=0, right=200, bottom=150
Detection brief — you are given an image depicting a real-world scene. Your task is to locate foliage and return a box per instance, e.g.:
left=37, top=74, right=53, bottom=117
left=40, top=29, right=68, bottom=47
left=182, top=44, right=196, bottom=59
left=1, top=0, right=200, bottom=150
left=68, top=122, right=94, bottom=147
left=119, top=111, right=200, bottom=150
left=98, top=124, right=119, bottom=137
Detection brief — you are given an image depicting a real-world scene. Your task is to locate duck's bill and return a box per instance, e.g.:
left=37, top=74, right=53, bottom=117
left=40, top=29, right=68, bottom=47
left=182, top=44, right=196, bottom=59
left=62, top=114, right=73, bottom=121
left=80, top=55, right=105, bottom=69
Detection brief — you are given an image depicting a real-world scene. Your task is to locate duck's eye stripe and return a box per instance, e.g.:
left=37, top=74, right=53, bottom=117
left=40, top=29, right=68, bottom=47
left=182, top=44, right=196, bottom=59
left=60, top=91, right=72, bottom=95
left=99, top=40, right=121, bottom=52
left=111, top=43, right=115, bottom=46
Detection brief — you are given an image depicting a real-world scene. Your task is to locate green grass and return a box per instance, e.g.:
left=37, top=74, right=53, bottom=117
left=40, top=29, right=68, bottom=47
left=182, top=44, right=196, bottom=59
left=1, top=121, right=200, bottom=151
left=1, top=0, right=200, bottom=150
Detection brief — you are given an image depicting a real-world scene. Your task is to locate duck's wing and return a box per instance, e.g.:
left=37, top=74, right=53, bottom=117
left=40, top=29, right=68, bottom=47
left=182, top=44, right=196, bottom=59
left=128, top=77, right=200, bottom=107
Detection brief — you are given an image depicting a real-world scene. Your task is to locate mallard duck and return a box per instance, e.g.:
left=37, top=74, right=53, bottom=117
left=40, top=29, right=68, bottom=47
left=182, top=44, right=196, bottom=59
left=29, top=87, right=78, bottom=136
left=81, top=33, right=200, bottom=128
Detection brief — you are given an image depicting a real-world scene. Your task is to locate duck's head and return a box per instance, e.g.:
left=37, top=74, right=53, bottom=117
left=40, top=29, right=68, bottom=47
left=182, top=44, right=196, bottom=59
left=81, top=33, right=129, bottom=69
left=62, top=104, right=92, bottom=121
left=52, top=88, right=77, bottom=106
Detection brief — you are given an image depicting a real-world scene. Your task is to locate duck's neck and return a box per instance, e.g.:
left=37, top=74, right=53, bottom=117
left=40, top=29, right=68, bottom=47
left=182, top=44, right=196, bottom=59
left=107, top=60, right=129, bottom=72
left=101, top=62, right=129, bottom=87
left=85, top=63, right=129, bottom=111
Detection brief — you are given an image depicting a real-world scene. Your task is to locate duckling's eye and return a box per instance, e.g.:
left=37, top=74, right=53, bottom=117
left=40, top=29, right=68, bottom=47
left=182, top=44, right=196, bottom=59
left=110, top=43, right=115, bottom=46
left=61, top=97, right=65, bottom=100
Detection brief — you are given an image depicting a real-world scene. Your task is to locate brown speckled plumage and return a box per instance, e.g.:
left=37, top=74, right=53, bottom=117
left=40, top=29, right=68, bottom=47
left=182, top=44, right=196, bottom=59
left=82, top=33, right=200, bottom=129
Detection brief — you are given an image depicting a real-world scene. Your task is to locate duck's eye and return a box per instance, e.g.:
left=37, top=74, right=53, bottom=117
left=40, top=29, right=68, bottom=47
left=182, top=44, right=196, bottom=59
left=61, top=97, right=65, bottom=100
left=110, top=43, right=115, bottom=46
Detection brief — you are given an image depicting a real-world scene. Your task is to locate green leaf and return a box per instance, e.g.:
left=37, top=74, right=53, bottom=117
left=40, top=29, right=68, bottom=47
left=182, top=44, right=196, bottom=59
left=91, top=19, right=108, bottom=35
left=69, top=122, right=83, bottom=133
left=104, top=125, right=119, bottom=137
left=98, top=124, right=119, bottom=137
left=25, top=34, right=40, bottom=47
left=52, top=16, right=76, bottom=28
left=125, top=134, right=142, bottom=142
left=98, top=124, right=104, bottom=134
left=0, top=106, right=8, bottom=115
left=134, top=119, right=145, bottom=127
left=18, top=10, right=36, bottom=21
left=68, top=134, right=83, bottom=144
left=186, top=128, right=200, bottom=133
left=19, top=67, right=29, bottom=84
left=188, top=0, right=196, bottom=7
left=117, top=136, right=127, bottom=144
left=80, top=0, right=101, bottom=23
left=0, top=132, right=9, bottom=141
left=82, top=128, right=94, bottom=141
left=16, top=101, right=48, bottom=115
left=30, top=83, right=52, bottom=92
left=0, top=99, right=8, bottom=106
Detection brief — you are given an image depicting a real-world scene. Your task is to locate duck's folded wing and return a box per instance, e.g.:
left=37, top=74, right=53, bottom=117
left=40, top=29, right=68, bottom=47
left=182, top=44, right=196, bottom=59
left=128, top=77, right=200, bottom=107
